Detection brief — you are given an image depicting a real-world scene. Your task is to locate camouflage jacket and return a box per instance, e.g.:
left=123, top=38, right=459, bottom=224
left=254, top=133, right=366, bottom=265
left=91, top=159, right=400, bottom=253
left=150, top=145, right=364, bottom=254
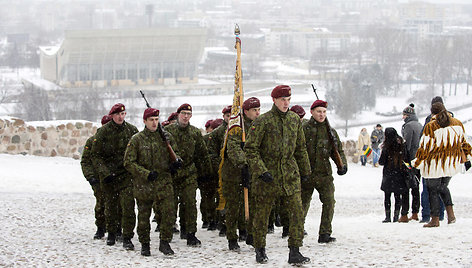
left=80, top=135, right=96, bottom=181
left=123, top=127, right=177, bottom=200
left=91, top=120, right=138, bottom=184
left=165, top=121, right=212, bottom=180
left=207, top=120, right=228, bottom=173
left=303, top=117, right=347, bottom=177
left=244, top=104, right=311, bottom=196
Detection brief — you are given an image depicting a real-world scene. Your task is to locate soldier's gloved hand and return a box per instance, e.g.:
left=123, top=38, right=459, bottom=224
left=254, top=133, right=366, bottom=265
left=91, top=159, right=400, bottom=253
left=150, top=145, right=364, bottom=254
left=465, top=161, right=471, bottom=171
left=300, top=175, right=309, bottom=183
left=241, top=165, right=251, bottom=188
left=148, top=171, right=158, bottom=182
left=162, top=130, right=171, bottom=141
left=259, top=172, right=273, bottom=183
left=88, top=177, right=100, bottom=186
left=337, top=165, right=348, bottom=176
left=104, top=173, right=116, bottom=184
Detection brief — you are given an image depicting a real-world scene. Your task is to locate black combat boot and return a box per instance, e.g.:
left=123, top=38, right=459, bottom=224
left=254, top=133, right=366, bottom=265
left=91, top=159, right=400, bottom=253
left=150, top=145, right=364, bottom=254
left=255, top=247, right=268, bottom=264
left=123, top=238, right=134, bottom=250
left=288, top=246, right=310, bottom=265
left=116, top=229, right=123, bottom=242
left=318, top=234, right=336, bottom=243
left=246, top=234, right=254, bottom=246
left=218, top=225, right=227, bottom=237
left=141, top=242, right=150, bottom=256
left=155, top=224, right=160, bottom=232
left=238, top=230, right=247, bottom=242
left=94, top=227, right=106, bottom=240
left=393, top=210, right=400, bottom=222
left=202, top=221, right=209, bottom=229
left=159, top=240, right=174, bottom=255
left=106, top=232, right=116, bottom=246
left=207, top=221, right=217, bottom=231
left=173, top=224, right=180, bottom=233
left=228, top=239, right=240, bottom=251
left=186, top=232, right=202, bottom=247
left=180, top=226, right=187, bottom=240
left=267, top=223, right=274, bottom=234
left=281, top=226, right=289, bottom=238
left=382, top=210, right=391, bottom=223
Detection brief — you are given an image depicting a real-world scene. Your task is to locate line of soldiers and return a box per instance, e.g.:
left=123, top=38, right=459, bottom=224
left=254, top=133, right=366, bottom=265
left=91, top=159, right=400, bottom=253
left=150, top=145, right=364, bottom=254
left=80, top=85, right=348, bottom=265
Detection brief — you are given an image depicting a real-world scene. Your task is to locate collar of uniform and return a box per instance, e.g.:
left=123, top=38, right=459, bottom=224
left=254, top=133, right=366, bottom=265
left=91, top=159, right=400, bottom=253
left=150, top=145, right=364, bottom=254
left=243, top=114, right=253, bottom=125
left=143, top=126, right=159, bottom=137
left=309, top=116, right=325, bottom=126
left=110, top=120, right=125, bottom=130
left=271, top=104, right=288, bottom=117
left=177, top=119, right=190, bottom=129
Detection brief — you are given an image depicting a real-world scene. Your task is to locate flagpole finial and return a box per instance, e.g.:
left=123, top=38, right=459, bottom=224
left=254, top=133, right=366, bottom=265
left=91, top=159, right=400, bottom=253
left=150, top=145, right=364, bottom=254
left=234, top=24, right=240, bottom=36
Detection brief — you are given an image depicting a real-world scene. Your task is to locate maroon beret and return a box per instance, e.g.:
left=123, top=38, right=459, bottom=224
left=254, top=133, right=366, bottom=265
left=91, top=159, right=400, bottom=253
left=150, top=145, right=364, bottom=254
left=161, top=120, right=170, bottom=127
left=101, top=115, right=112, bottom=125
left=290, top=105, right=306, bottom=118
left=310, top=100, right=328, bottom=110
left=210, top=118, right=224, bottom=129
left=271, top=85, right=291, bottom=98
left=177, top=103, right=192, bottom=113
left=243, top=97, right=261, bottom=110
left=222, top=105, right=232, bottom=114
left=205, top=119, right=214, bottom=128
left=143, top=108, right=160, bottom=120
left=167, top=112, right=178, bottom=121
left=109, top=103, right=125, bottom=115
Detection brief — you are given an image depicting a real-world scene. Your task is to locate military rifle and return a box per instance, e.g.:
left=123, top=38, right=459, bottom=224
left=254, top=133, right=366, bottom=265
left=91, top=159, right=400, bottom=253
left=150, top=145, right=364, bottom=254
left=311, top=84, right=344, bottom=170
left=139, top=90, right=179, bottom=163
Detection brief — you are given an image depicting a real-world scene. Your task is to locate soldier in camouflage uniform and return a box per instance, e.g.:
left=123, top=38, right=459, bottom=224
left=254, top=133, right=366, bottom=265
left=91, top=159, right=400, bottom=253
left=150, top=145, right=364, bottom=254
left=244, top=85, right=311, bottom=265
left=165, top=103, right=212, bottom=246
left=302, top=100, right=347, bottom=244
left=222, top=97, right=261, bottom=251
left=80, top=114, right=112, bottom=240
left=91, top=103, right=138, bottom=250
left=124, top=108, right=181, bottom=256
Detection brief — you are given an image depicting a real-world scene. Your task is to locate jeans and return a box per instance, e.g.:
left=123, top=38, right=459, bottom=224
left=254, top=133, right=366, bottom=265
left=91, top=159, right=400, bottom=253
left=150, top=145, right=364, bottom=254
left=372, top=148, right=380, bottom=165
left=426, top=177, right=453, bottom=217
left=421, top=178, right=445, bottom=220
left=360, top=155, right=367, bottom=166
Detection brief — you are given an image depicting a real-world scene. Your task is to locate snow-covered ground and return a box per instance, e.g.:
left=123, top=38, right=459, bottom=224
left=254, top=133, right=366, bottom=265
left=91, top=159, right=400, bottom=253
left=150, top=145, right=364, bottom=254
left=1, top=154, right=471, bottom=267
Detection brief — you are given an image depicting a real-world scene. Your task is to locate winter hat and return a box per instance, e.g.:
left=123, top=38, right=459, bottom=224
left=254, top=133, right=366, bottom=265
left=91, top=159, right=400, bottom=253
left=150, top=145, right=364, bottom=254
left=210, top=118, right=224, bottom=129
left=101, top=115, right=112, bottom=125
left=290, top=105, right=306, bottom=118
left=109, top=103, right=125, bottom=115
left=431, top=96, right=444, bottom=105
left=376, top=124, right=382, bottom=128
left=310, top=100, right=328, bottom=110
left=222, top=105, right=232, bottom=114
left=271, top=85, right=291, bottom=98
left=143, top=108, right=160, bottom=120
left=167, top=112, right=178, bottom=121
left=403, top=103, right=415, bottom=115
left=205, top=119, right=214, bottom=129
left=243, top=97, right=261, bottom=110
left=177, top=103, right=192, bottom=113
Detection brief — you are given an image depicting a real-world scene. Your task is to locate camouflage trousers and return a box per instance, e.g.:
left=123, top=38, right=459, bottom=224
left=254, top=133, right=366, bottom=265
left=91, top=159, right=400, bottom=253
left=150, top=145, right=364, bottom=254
left=136, top=184, right=175, bottom=244
left=252, top=180, right=304, bottom=248
left=198, top=176, right=218, bottom=224
left=173, top=175, right=198, bottom=234
left=222, top=179, right=248, bottom=241
left=301, top=174, right=335, bottom=235
left=91, top=184, right=106, bottom=229
left=102, top=181, right=136, bottom=239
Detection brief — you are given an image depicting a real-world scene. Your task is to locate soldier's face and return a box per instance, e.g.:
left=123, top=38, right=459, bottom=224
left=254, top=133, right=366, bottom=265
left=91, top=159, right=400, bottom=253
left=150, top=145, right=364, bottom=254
left=311, top=107, right=327, bottom=123
left=223, top=112, right=231, bottom=123
left=273, top=97, right=291, bottom=112
left=178, top=111, right=192, bottom=126
left=244, top=107, right=261, bottom=121
left=144, top=116, right=159, bottom=132
left=112, top=111, right=126, bottom=125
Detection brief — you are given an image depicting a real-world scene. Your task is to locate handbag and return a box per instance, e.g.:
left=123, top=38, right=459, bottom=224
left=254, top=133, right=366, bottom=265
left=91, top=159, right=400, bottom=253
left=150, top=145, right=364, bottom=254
left=403, top=162, right=419, bottom=189
left=460, top=149, right=467, bottom=164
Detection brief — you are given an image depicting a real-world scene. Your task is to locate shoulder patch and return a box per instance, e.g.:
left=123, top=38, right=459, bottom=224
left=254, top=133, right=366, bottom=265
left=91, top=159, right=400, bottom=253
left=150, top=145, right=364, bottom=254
left=127, top=142, right=131, bottom=147
left=93, top=139, right=97, bottom=142
left=251, top=125, right=256, bottom=130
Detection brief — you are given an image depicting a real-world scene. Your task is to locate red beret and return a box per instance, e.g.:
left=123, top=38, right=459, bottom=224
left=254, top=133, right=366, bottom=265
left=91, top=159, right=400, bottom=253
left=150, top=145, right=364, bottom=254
left=109, top=103, right=125, bottom=115
left=210, top=118, right=223, bottom=129
left=310, top=100, right=328, bottom=110
left=177, top=103, right=192, bottom=113
left=167, top=112, right=178, bottom=121
left=222, top=105, right=232, bottom=114
left=271, top=85, right=291, bottom=98
left=243, top=97, right=260, bottom=110
left=205, top=119, right=214, bottom=128
left=290, top=105, right=306, bottom=118
left=161, top=120, right=170, bottom=127
left=143, top=108, right=160, bottom=120
left=101, top=115, right=112, bottom=125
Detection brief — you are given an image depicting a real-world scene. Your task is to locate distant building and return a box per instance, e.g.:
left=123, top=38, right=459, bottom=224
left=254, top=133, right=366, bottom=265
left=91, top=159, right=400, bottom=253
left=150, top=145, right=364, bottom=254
left=399, top=1, right=444, bottom=40
left=39, top=28, right=207, bottom=88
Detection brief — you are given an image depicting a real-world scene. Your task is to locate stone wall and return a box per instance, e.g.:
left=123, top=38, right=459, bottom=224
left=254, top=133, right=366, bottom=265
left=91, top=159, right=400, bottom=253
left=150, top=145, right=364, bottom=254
left=0, top=117, right=97, bottom=160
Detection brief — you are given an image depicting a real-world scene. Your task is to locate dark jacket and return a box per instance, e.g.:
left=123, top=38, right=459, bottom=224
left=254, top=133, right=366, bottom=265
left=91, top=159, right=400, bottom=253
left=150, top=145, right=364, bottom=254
left=379, top=141, right=408, bottom=194
left=371, top=129, right=384, bottom=150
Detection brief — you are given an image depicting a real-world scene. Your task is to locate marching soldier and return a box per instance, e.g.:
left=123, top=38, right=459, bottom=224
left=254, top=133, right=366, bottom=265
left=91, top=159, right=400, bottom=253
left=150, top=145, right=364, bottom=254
left=80, top=114, right=112, bottom=240
left=91, top=103, right=138, bottom=250
left=124, top=108, right=179, bottom=256
left=165, top=103, right=212, bottom=246
left=301, top=100, right=347, bottom=244
left=245, top=85, right=311, bottom=265
left=222, top=97, right=261, bottom=251
left=200, top=119, right=217, bottom=230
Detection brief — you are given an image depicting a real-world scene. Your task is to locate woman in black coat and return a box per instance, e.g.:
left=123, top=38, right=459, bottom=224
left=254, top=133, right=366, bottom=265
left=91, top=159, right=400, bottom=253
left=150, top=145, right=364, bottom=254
left=379, top=127, right=409, bottom=223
